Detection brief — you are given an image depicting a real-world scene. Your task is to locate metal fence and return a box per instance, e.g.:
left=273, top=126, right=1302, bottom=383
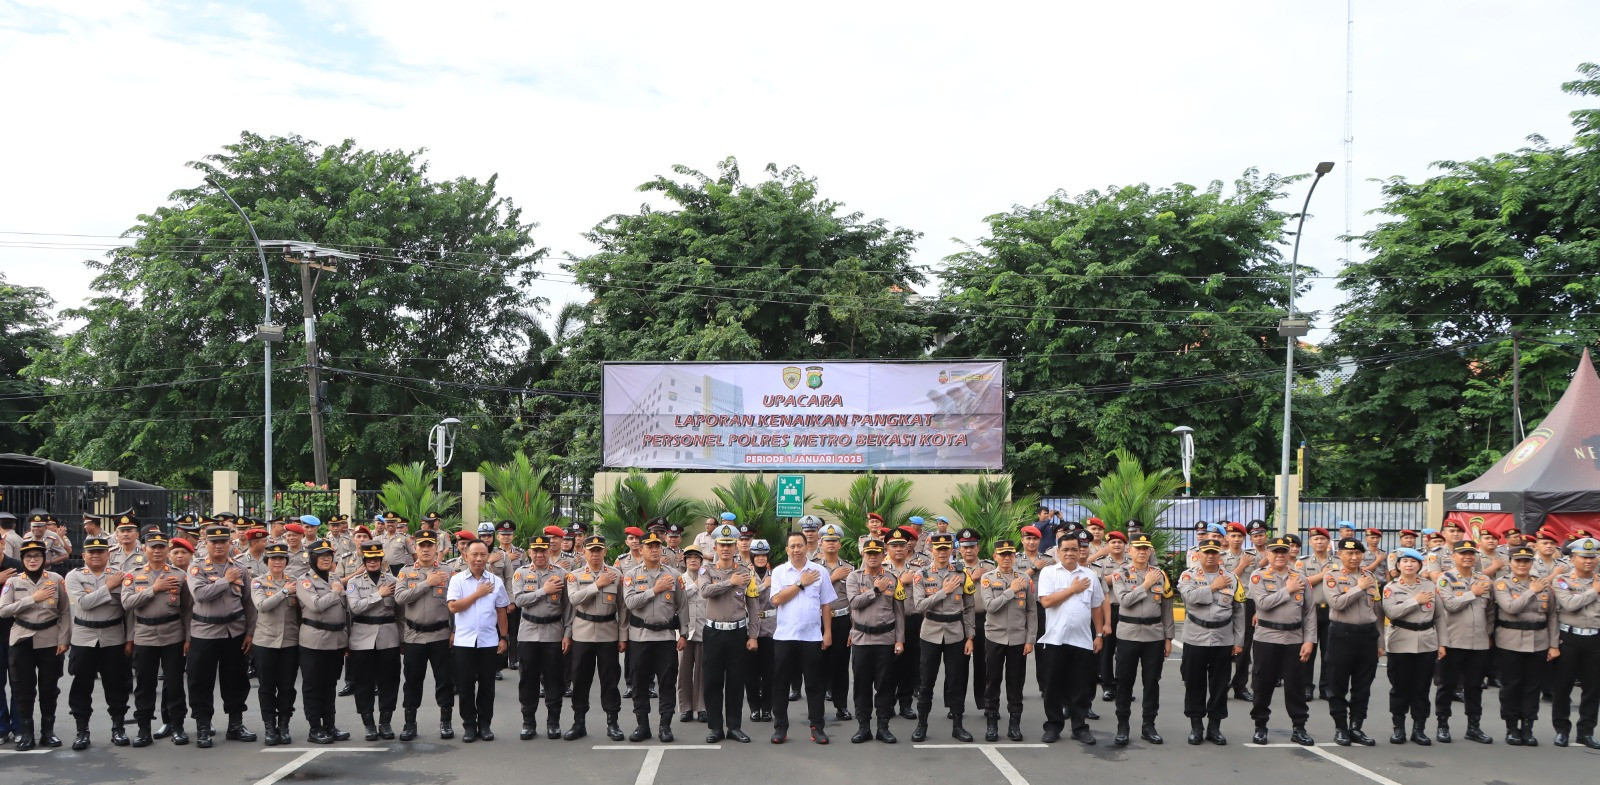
left=1038, top=496, right=1275, bottom=553
left=236, top=489, right=342, bottom=520
left=2, top=485, right=211, bottom=569
left=1299, top=497, right=1428, bottom=553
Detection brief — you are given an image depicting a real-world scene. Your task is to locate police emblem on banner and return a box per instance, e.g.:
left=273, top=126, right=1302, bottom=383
left=782, top=366, right=802, bottom=389
left=805, top=365, right=823, bottom=389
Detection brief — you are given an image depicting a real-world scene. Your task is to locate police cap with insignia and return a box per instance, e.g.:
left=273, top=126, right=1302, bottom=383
left=665, top=522, right=683, bottom=536
left=1265, top=537, right=1292, bottom=553
left=1197, top=541, right=1223, bottom=554
left=1338, top=539, right=1366, bottom=553
left=1395, top=547, right=1424, bottom=564
left=308, top=539, right=336, bottom=557
left=382, top=511, right=407, bottom=524
left=818, top=523, right=844, bottom=541
left=19, top=539, right=46, bottom=557
left=584, top=534, right=608, bottom=550
left=264, top=542, right=290, bottom=559
left=1569, top=538, right=1600, bottom=558
left=414, top=529, right=439, bottom=545
left=360, top=543, right=384, bottom=560
left=736, top=523, right=755, bottom=539
left=113, top=513, right=140, bottom=530
left=956, top=528, right=981, bottom=547
left=82, top=536, right=111, bottom=551
left=1452, top=541, right=1478, bottom=554
left=993, top=539, right=1017, bottom=555
left=1245, top=519, right=1270, bottom=535
left=169, top=538, right=194, bottom=553
left=712, top=524, right=739, bottom=544
left=928, top=532, right=955, bottom=550
left=887, top=528, right=913, bottom=546
left=642, top=531, right=665, bottom=547
left=861, top=538, right=886, bottom=554
left=496, top=520, right=515, bottom=534
left=798, top=515, right=823, bottom=532
left=527, top=534, right=552, bottom=550
left=143, top=530, right=170, bottom=546
left=1105, top=531, right=1127, bottom=543
left=1510, top=544, right=1536, bottom=560
left=1128, top=533, right=1155, bottom=549
left=750, top=538, right=771, bottom=555
left=682, top=543, right=703, bottom=558
left=203, top=524, right=232, bottom=541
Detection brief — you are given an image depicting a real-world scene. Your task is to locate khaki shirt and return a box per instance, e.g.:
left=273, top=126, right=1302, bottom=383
left=1294, top=552, right=1336, bottom=607
left=1554, top=573, right=1600, bottom=631
left=661, top=546, right=683, bottom=570
left=566, top=563, right=627, bottom=643
left=624, top=565, right=687, bottom=642
left=1380, top=578, right=1438, bottom=653
left=845, top=567, right=904, bottom=646
left=1020, top=551, right=1053, bottom=582
left=488, top=545, right=526, bottom=585
left=380, top=532, right=415, bottom=569
left=979, top=569, right=1036, bottom=646
left=237, top=549, right=271, bottom=578
left=2, top=529, right=22, bottom=560
left=186, top=555, right=256, bottom=640
left=511, top=564, right=570, bottom=643
left=108, top=545, right=147, bottom=574
left=329, top=533, right=355, bottom=558
left=749, top=570, right=776, bottom=637
left=700, top=563, right=758, bottom=640
left=816, top=558, right=854, bottom=616
left=680, top=570, right=709, bottom=641
left=335, top=551, right=366, bottom=581
left=121, top=563, right=189, bottom=646
left=250, top=574, right=300, bottom=648
left=909, top=564, right=974, bottom=643
left=1325, top=569, right=1382, bottom=626
left=66, top=566, right=126, bottom=647
left=395, top=562, right=455, bottom=644
left=1436, top=569, right=1493, bottom=650
left=1, top=570, right=72, bottom=648
left=1178, top=567, right=1245, bottom=647
left=614, top=552, right=642, bottom=576
left=296, top=573, right=349, bottom=650
left=1111, top=564, right=1176, bottom=642
left=1493, top=574, right=1558, bottom=652
left=1533, top=555, right=1571, bottom=579
left=346, top=569, right=400, bottom=650
left=1249, top=568, right=1318, bottom=645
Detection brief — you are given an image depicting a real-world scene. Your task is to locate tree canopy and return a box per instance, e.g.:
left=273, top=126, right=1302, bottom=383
left=0, top=273, right=57, bottom=453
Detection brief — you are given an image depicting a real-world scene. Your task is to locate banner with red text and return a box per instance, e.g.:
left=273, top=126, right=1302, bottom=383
left=602, top=361, right=1005, bottom=470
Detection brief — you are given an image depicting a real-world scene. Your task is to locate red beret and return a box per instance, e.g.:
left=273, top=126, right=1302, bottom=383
left=1105, top=531, right=1127, bottom=543
left=243, top=528, right=268, bottom=541
left=284, top=523, right=307, bottom=535
left=1478, top=529, right=1500, bottom=541
left=1366, top=528, right=1382, bottom=536
left=624, top=527, right=645, bottom=538
left=1399, top=529, right=1419, bottom=537
left=456, top=531, right=477, bottom=542
left=169, top=537, right=195, bottom=553
left=544, top=525, right=566, bottom=538
left=1225, top=522, right=1246, bottom=534
left=1020, top=526, right=1042, bottom=538
left=353, top=525, right=372, bottom=537
left=866, top=512, right=884, bottom=523
left=895, top=525, right=919, bottom=542
left=1310, top=527, right=1330, bottom=538
left=1085, top=517, right=1105, bottom=528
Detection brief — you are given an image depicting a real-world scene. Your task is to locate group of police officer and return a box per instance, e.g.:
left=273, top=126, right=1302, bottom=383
left=6, top=505, right=1600, bottom=755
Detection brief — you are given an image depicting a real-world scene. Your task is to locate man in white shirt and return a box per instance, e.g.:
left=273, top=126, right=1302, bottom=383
left=446, top=540, right=510, bottom=743
left=1037, top=534, right=1106, bottom=745
left=768, top=533, right=836, bottom=745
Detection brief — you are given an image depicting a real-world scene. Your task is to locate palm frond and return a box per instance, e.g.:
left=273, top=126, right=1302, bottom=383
left=945, top=474, right=1039, bottom=556
left=479, top=452, right=563, bottom=547
left=591, top=470, right=705, bottom=560
left=816, top=473, right=933, bottom=562
left=376, top=461, right=461, bottom=532
left=1082, top=448, right=1184, bottom=553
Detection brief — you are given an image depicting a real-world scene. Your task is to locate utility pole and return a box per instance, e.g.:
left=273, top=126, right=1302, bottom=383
left=262, top=240, right=357, bottom=488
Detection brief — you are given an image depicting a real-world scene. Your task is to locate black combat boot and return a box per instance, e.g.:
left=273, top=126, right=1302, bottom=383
left=605, top=712, right=625, bottom=742
left=851, top=719, right=871, bottom=744
left=985, top=714, right=1000, bottom=743
left=1188, top=718, right=1204, bottom=745
left=399, top=709, right=418, bottom=742
left=378, top=712, right=395, bottom=740
left=225, top=713, right=256, bottom=742
left=362, top=714, right=379, bottom=741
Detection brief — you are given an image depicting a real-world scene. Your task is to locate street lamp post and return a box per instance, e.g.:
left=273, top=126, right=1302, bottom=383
left=428, top=417, right=462, bottom=494
left=1172, top=425, right=1195, bottom=497
left=206, top=177, right=281, bottom=516
left=1278, top=162, right=1335, bottom=531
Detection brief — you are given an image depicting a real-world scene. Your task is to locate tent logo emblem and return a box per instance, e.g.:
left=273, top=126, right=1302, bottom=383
left=1504, top=427, right=1553, bottom=473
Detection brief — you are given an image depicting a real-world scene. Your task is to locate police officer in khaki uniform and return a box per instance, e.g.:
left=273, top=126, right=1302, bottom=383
left=676, top=544, right=708, bottom=723
left=845, top=537, right=904, bottom=743
left=885, top=526, right=925, bottom=719
left=489, top=520, right=526, bottom=679
left=21, top=513, right=70, bottom=573
left=661, top=522, right=685, bottom=570
left=1381, top=547, right=1438, bottom=745
left=1552, top=537, right=1600, bottom=748
left=1110, top=532, right=1175, bottom=746
left=699, top=523, right=758, bottom=744
left=1178, top=540, right=1245, bottom=745
left=955, top=527, right=993, bottom=718
left=347, top=542, right=401, bottom=741
left=512, top=533, right=569, bottom=740
left=395, top=529, right=456, bottom=741
left=335, top=526, right=373, bottom=580
left=297, top=539, right=350, bottom=744
left=1493, top=543, right=1557, bottom=746
left=814, top=524, right=854, bottom=720
left=1249, top=537, right=1318, bottom=746
left=122, top=531, right=189, bottom=746
left=1434, top=541, right=1493, bottom=744
left=1092, top=531, right=1131, bottom=702
left=979, top=539, right=1035, bottom=742
left=1295, top=527, right=1336, bottom=702
left=378, top=513, right=415, bottom=576
left=623, top=531, right=685, bottom=743
left=237, top=528, right=270, bottom=577
left=185, top=524, right=257, bottom=748
left=564, top=534, right=628, bottom=742
left=65, top=536, right=131, bottom=750
left=1323, top=538, right=1382, bottom=746
left=1, top=540, right=71, bottom=750
left=251, top=542, right=299, bottom=747
left=326, top=515, right=354, bottom=558
left=909, top=532, right=975, bottom=743
left=108, top=515, right=147, bottom=574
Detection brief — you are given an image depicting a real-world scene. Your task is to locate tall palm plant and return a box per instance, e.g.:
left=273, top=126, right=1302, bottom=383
left=705, top=474, right=810, bottom=558
left=817, top=473, right=934, bottom=561
left=945, top=475, right=1039, bottom=556
left=376, top=461, right=461, bottom=533
left=479, top=452, right=564, bottom=547
left=591, top=469, right=702, bottom=560
left=1082, top=448, right=1184, bottom=553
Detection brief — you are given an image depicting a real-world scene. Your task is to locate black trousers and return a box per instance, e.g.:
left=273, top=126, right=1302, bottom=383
left=187, top=635, right=249, bottom=723
left=299, top=648, right=342, bottom=726
left=1113, top=637, right=1165, bottom=724
left=1098, top=605, right=1120, bottom=688
left=745, top=635, right=774, bottom=713
left=1498, top=648, right=1543, bottom=723
left=402, top=639, right=454, bottom=711
left=1039, top=642, right=1094, bottom=735
left=824, top=615, right=851, bottom=711
left=1324, top=622, right=1379, bottom=724
left=1386, top=651, right=1436, bottom=722
left=8, top=644, right=63, bottom=722
left=1250, top=640, right=1309, bottom=726
left=896, top=615, right=922, bottom=707
left=772, top=639, right=824, bottom=731
left=630, top=639, right=678, bottom=719
left=131, top=643, right=186, bottom=724
left=916, top=639, right=969, bottom=719
left=68, top=644, right=130, bottom=722
left=1554, top=632, right=1600, bottom=734
left=349, top=647, right=401, bottom=716
left=1435, top=647, right=1488, bottom=720
left=1034, top=605, right=1047, bottom=693
left=852, top=643, right=895, bottom=722
left=701, top=627, right=748, bottom=732
left=569, top=639, right=622, bottom=717
left=1231, top=599, right=1256, bottom=691
left=969, top=615, right=988, bottom=712
left=452, top=645, right=500, bottom=727
left=982, top=640, right=1026, bottom=718
left=1181, top=643, right=1232, bottom=720
left=1297, top=604, right=1331, bottom=693
left=252, top=645, right=298, bottom=724
left=517, top=640, right=565, bottom=722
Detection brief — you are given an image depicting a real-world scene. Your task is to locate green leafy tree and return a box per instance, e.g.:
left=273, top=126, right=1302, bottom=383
left=376, top=461, right=460, bottom=532
left=479, top=452, right=565, bottom=547
left=944, top=475, right=1040, bottom=556
left=1322, top=64, right=1600, bottom=494
left=1082, top=448, right=1184, bottom=552
left=0, top=274, right=57, bottom=453
left=590, top=470, right=702, bottom=560
left=816, top=473, right=934, bottom=561
left=939, top=172, right=1302, bottom=496
left=25, top=132, right=543, bottom=487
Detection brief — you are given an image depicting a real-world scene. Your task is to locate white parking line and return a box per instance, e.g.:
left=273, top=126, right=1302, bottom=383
left=255, top=747, right=383, bottom=785
left=1245, top=740, right=1403, bottom=785
left=592, top=744, right=721, bottom=785
left=0, top=750, right=51, bottom=755
left=912, top=743, right=1047, bottom=785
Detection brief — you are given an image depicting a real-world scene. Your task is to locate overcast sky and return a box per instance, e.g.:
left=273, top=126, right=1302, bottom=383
left=2, top=0, right=1596, bottom=344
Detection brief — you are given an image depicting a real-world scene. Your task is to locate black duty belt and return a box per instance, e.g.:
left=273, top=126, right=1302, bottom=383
left=300, top=617, right=345, bottom=632
left=629, top=616, right=681, bottom=632
left=353, top=614, right=397, bottom=625
left=522, top=611, right=563, bottom=625
left=192, top=610, right=245, bottom=625
left=1258, top=619, right=1301, bottom=631
left=1390, top=618, right=1433, bottom=632
left=14, top=618, right=58, bottom=631
left=73, top=616, right=124, bottom=629
left=1188, top=615, right=1231, bottom=629
left=1120, top=615, right=1160, bottom=625
left=1330, top=621, right=1378, bottom=635
left=405, top=619, right=450, bottom=633
left=135, top=614, right=180, bottom=626
left=852, top=620, right=896, bottom=635
left=1496, top=619, right=1546, bottom=631
left=575, top=610, right=616, bottom=623
left=925, top=611, right=962, bottom=623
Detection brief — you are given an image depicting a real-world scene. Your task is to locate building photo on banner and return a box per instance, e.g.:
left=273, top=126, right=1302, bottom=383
left=602, top=360, right=1005, bottom=471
